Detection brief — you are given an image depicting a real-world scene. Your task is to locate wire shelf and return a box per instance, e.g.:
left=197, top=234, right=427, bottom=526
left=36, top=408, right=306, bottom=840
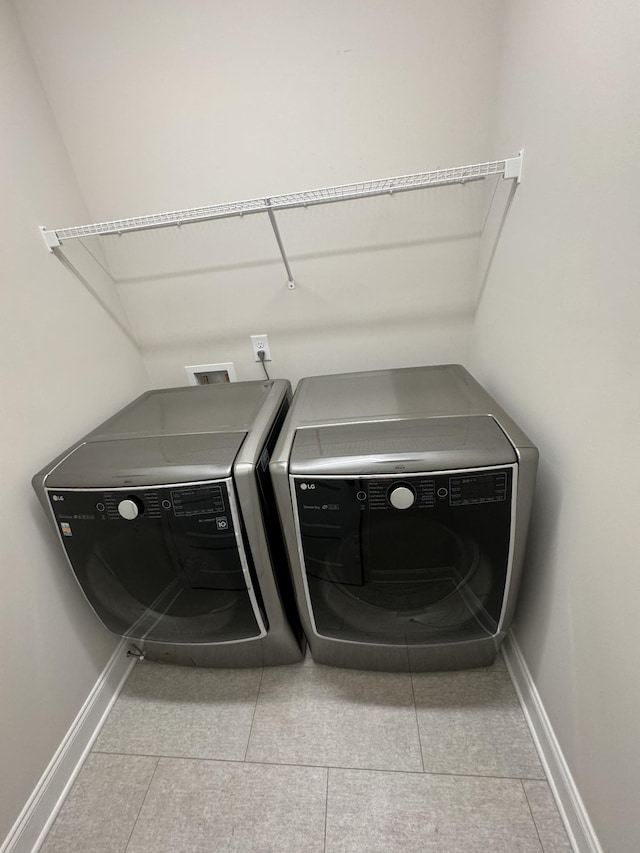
left=40, top=154, right=522, bottom=249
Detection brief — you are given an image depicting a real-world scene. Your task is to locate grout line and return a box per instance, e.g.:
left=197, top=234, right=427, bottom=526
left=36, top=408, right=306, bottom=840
left=521, top=779, right=546, bottom=853
left=323, top=768, right=329, bottom=853
left=410, top=668, right=512, bottom=679
left=243, top=667, right=265, bottom=761
left=409, top=671, right=426, bottom=773
left=90, top=749, right=546, bottom=782
left=123, top=756, right=161, bottom=852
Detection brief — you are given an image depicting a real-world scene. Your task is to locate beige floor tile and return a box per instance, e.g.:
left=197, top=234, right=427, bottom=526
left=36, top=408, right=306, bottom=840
left=413, top=670, right=545, bottom=778
left=94, top=662, right=262, bottom=760
left=126, top=758, right=327, bottom=853
left=40, top=753, right=157, bottom=853
left=246, top=664, right=423, bottom=771
left=326, top=767, right=543, bottom=853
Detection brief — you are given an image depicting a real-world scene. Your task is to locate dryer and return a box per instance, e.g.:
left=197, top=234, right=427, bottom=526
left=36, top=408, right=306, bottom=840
left=270, top=365, right=538, bottom=671
left=33, top=380, right=303, bottom=667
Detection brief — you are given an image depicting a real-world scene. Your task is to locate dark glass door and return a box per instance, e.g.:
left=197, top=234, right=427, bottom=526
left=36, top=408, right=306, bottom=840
left=48, top=482, right=264, bottom=644
left=293, top=468, right=513, bottom=645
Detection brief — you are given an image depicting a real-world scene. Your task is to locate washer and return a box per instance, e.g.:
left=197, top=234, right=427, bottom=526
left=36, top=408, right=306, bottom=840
left=270, top=365, right=538, bottom=671
left=33, top=381, right=303, bottom=667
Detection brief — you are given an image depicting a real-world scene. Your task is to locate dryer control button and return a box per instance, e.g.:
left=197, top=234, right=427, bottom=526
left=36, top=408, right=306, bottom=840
left=117, top=498, right=140, bottom=520
left=388, top=486, right=415, bottom=510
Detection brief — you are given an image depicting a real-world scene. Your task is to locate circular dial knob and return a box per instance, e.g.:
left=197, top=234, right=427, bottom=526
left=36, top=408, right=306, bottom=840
left=117, top=498, right=141, bottom=520
left=388, top=485, right=416, bottom=510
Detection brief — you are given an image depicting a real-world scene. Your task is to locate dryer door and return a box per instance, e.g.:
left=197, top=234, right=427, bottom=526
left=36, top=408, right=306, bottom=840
left=46, top=480, right=266, bottom=644
left=292, top=467, right=515, bottom=646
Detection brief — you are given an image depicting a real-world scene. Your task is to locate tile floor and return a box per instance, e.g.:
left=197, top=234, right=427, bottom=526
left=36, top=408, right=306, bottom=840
left=40, top=652, right=573, bottom=852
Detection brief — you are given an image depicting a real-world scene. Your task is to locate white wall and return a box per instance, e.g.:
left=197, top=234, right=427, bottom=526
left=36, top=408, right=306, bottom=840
left=0, top=0, right=149, bottom=842
left=15, top=0, right=507, bottom=387
left=470, top=1, right=640, bottom=850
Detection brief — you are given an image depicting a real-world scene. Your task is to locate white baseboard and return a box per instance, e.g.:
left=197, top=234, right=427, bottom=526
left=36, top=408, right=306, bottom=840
left=502, top=632, right=603, bottom=853
left=0, top=640, right=136, bottom=853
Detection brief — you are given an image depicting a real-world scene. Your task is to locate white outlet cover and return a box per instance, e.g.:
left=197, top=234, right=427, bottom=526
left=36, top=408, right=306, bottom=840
left=185, top=362, right=237, bottom=385
left=250, top=334, right=272, bottom=362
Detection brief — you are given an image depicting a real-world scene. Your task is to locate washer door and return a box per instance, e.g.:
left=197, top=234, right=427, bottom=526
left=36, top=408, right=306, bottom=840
left=47, top=481, right=266, bottom=644
left=293, top=468, right=514, bottom=646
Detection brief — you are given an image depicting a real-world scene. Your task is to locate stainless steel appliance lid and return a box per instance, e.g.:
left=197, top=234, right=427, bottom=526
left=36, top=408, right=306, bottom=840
left=291, top=365, right=487, bottom=426
left=289, top=416, right=516, bottom=475
left=45, top=432, right=247, bottom=487
left=90, top=381, right=274, bottom=441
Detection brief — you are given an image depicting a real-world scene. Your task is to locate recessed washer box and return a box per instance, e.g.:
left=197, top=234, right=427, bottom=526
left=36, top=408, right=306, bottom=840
left=185, top=362, right=237, bottom=385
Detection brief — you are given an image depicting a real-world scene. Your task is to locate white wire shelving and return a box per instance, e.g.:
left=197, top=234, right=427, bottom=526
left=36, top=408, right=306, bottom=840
left=40, top=152, right=523, bottom=289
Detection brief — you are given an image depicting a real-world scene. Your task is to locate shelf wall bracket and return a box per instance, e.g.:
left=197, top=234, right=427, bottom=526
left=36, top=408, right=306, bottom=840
left=503, top=150, right=524, bottom=183
left=265, top=200, right=296, bottom=290
left=39, top=225, right=60, bottom=252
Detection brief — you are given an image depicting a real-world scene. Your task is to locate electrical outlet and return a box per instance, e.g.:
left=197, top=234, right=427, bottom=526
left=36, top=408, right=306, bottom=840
left=250, top=334, right=271, bottom=362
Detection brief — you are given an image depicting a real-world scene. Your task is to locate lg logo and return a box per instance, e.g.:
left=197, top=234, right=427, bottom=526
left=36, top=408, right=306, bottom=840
left=299, top=483, right=316, bottom=490
left=52, top=495, right=65, bottom=502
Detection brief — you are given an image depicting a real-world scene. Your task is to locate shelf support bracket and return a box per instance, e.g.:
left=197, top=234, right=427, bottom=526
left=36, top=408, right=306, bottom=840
left=265, top=200, right=296, bottom=290
left=39, top=226, right=60, bottom=252
left=503, top=150, right=524, bottom=183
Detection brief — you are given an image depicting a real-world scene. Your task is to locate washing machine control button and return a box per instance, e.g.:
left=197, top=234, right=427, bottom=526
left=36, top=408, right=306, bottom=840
left=388, top=485, right=416, bottom=510
left=117, top=498, right=141, bottom=520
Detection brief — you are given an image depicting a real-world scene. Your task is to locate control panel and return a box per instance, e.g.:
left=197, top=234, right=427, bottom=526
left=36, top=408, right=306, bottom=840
left=47, top=482, right=233, bottom=534
left=449, top=471, right=508, bottom=506
left=294, top=467, right=512, bottom=514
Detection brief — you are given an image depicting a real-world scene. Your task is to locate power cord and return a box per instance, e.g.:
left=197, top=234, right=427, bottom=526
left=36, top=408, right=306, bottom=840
left=257, top=349, right=271, bottom=381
